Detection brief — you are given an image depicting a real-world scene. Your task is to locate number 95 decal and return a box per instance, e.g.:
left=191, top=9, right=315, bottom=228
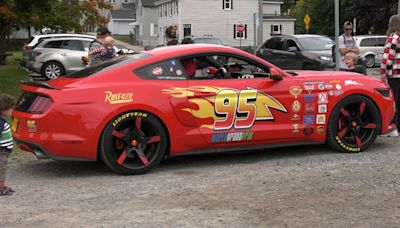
left=213, top=89, right=287, bottom=130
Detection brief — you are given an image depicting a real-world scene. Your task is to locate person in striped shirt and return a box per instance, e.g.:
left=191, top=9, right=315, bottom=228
left=0, top=93, right=16, bottom=196
left=381, top=15, right=400, bottom=137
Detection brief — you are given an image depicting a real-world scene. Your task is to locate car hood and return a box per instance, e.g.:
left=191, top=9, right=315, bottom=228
left=302, top=50, right=332, bottom=57
left=287, top=70, right=383, bottom=84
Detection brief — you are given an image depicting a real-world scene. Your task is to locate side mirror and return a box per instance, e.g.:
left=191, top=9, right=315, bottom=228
left=269, top=68, right=283, bottom=81
left=288, top=46, right=298, bottom=52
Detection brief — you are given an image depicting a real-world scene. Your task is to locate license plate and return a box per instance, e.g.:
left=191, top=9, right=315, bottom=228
left=11, top=118, right=18, bottom=132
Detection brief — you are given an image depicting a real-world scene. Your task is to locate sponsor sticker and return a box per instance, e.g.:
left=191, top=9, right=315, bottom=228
left=303, top=126, right=314, bottom=136
left=152, top=66, right=163, bottom=75
left=27, top=120, right=37, bottom=133
left=291, top=114, right=301, bottom=121
left=304, top=115, right=315, bottom=125
left=318, top=83, right=325, bottom=90
left=316, top=114, right=326, bottom=124
left=176, top=69, right=182, bottom=76
left=335, top=84, right=342, bottom=90
left=105, top=91, right=134, bottom=104
left=211, top=131, right=254, bottom=143
left=318, top=104, right=327, bottom=113
left=292, top=124, right=300, bottom=133
left=289, top=86, right=303, bottom=99
left=317, top=126, right=324, bottom=134
left=292, top=100, right=301, bottom=113
left=325, top=83, right=333, bottom=90
left=304, top=94, right=315, bottom=103
left=344, top=80, right=363, bottom=86
left=318, top=92, right=328, bottom=104
left=305, top=103, right=315, bottom=113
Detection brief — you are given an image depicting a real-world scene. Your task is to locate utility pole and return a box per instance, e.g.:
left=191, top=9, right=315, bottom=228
left=335, top=0, right=340, bottom=71
left=398, top=0, right=400, bottom=14
left=258, top=0, right=263, bottom=47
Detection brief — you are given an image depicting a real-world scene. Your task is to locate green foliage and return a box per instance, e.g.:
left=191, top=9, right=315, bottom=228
left=0, top=51, right=25, bottom=98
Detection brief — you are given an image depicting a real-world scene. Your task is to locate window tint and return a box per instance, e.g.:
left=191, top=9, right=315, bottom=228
left=61, top=40, right=84, bottom=51
left=263, top=37, right=283, bottom=50
left=376, top=38, right=386, bottom=46
left=65, top=54, right=151, bottom=78
left=359, top=38, right=375, bottom=47
left=286, top=39, right=298, bottom=51
left=135, top=59, right=187, bottom=80
left=43, top=40, right=63, bottom=49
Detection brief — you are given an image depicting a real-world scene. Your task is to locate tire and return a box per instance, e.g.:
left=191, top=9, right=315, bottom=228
left=41, top=61, right=65, bottom=80
left=100, top=111, right=167, bottom=175
left=365, top=55, right=375, bottom=68
left=326, top=95, right=381, bottom=153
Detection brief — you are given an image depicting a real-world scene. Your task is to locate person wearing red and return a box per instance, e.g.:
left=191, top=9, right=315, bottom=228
left=381, top=15, right=400, bottom=137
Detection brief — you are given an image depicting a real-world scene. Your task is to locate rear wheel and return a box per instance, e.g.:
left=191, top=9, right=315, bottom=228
left=41, top=61, right=65, bottom=80
left=365, top=55, right=375, bottom=68
left=327, top=95, right=381, bottom=152
left=100, top=111, right=167, bottom=175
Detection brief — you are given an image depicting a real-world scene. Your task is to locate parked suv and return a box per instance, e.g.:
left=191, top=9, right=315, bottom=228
left=256, top=34, right=335, bottom=70
left=354, top=35, right=386, bottom=68
left=20, top=33, right=95, bottom=68
left=26, top=37, right=95, bottom=80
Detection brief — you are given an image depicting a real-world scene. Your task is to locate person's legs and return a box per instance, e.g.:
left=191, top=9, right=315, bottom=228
left=0, top=152, right=12, bottom=196
left=388, top=78, right=400, bottom=127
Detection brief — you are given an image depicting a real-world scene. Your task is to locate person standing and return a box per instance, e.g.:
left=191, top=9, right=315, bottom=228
left=381, top=15, right=400, bottom=137
left=165, top=25, right=178, bottom=45
left=89, top=26, right=112, bottom=66
left=338, top=21, right=359, bottom=70
left=0, top=93, right=16, bottom=196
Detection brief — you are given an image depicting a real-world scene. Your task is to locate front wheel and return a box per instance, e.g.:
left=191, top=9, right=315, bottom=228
left=100, top=111, right=167, bottom=175
left=326, top=95, right=381, bottom=153
left=365, top=55, right=375, bottom=68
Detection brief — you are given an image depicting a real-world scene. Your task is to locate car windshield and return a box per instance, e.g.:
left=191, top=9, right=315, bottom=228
left=297, top=36, right=334, bottom=50
left=64, top=53, right=151, bottom=78
left=193, top=38, right=223, bottom=45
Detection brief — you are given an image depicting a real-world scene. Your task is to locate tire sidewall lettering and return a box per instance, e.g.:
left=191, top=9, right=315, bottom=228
left=112, top=112, right=148, bottom=127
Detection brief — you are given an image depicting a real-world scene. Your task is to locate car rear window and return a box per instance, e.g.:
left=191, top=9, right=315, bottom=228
left=64, top=53, right=151, bottom=78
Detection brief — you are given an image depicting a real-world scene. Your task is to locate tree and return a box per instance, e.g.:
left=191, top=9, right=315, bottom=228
left=0, top=0, right=112, bottom=60
left=352, top=0, right=397, bottom=35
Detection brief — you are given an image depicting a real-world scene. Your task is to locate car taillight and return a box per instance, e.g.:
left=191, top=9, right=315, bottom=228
left=15, top=92, right=52, bottom=114
left=28, top=96, right=52, bottom=114
left=23, top=45, right=33, bottom=51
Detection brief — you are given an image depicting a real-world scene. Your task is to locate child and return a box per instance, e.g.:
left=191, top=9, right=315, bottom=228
left=100, top=36, right=117, bottom=61
left=344, top=52, right=366, bottom=75
left=0, top=93, right=16, bottom=196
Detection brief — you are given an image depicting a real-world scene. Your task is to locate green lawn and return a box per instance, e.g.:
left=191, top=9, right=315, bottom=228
left=0, top=51, right=27, bottom=98
left=0, top=51, right=31, bottom=158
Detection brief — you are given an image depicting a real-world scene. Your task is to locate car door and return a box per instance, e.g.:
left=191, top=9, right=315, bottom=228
left=282, top=38, right=303, bottom=70
left=184, top=53, right=304, bottom=145
left=59, top=39, right=87, bottom=72
left=257, top=37, right=286, bottom=67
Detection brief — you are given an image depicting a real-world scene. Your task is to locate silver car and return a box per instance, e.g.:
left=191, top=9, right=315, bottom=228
left=354, top=35, right=387, bottom=68
left=27, top=37, right=94, bottom=80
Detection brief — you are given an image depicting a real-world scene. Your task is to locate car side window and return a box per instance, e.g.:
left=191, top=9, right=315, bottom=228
left=82, top=41, right=91, bottom=52
left=359, top=38, right=375, bottom=47
left=264, top=37, right=281, bottom=49
left=182, top=54, right=268, bottom=80
left=286, top=39, right=298, bottom=51
left=43, top=40, right=63, bottom=49
left=61, top=40, right=84, bottom=51
left=376, top=38, right=386, bottom=46
left=135, top=59, right=187, bottom=80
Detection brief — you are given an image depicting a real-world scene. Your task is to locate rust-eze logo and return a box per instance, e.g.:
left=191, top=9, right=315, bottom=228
left=105, top=91, right=133, bottom=104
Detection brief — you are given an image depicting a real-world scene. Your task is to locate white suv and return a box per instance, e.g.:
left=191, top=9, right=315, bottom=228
left=354, top=35, right=387, bottom=68
left=20, top=33, right=95, bottom=68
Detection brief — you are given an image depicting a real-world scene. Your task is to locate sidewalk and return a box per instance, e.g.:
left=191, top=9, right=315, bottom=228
left=114, top=39, right=144, bottom=52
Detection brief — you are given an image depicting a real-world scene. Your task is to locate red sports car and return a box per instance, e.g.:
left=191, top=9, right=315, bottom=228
left=11, top=44, right=395, bottom=174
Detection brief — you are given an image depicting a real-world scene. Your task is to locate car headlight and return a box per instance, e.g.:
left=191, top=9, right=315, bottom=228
left=319, top=56, right=332, bottom=61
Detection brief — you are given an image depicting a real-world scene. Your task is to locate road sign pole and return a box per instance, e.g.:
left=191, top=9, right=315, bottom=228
left=335, top=0, right=340, bottom=71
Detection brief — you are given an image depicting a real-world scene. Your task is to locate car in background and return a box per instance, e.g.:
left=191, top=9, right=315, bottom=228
left=26, top=37, right=95, bottom=80
left=256, top=34, right=335, bottom=70
left=20, top=33, right=96, bottom=68
left=354, top=35, right=387, bottom=68
left=189, top=36, right=224, bottom=45
left=11, top=44, right=395, bottom=174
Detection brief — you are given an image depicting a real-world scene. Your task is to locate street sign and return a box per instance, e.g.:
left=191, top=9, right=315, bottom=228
left=304, top=14, right=310, bottom=26
left=237, top=24, right=245, bottom=33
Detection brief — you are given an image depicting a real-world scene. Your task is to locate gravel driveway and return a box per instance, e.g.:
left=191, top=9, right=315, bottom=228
left=1, top=136, right=400, bottom=227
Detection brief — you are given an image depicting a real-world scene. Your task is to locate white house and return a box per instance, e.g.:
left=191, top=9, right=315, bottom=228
left=153, top=0, right=294, bottom=47
left=134, top=0, right=159, bottom=47
left=108, top=9, right=136, bottom=35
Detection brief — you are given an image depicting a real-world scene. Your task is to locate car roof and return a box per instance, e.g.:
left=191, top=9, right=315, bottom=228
left=145, top=44, right=248, bottom=58
left=354, top=35, right=387, bottom=39
left=32, top=33, right=95, bottom=39
left=41, top=37, right=94, bottom=42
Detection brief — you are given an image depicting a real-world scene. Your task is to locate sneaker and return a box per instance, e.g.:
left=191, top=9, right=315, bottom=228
left=383, top=129, right=399, bottom=137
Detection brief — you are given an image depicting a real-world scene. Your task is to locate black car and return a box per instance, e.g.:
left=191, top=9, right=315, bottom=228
left=256, top=34, right=335, bottom=70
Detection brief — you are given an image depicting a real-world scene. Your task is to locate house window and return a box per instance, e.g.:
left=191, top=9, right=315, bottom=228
left=150, top=24, right=158, bottom=37
left=159, top=6, right=162, bottom=17
left=109, top=0, right=115, bottom=3
left=223, top=0, right=232, bottom=10
left=234, top=24, right=247, bottom=39
left=270, top=24, right=282, bottom=35
left=170, top=2, right=173, bottom=16
left=175, top=0, right=178, bottom=14
left=164, top=3, right=167, bottom=17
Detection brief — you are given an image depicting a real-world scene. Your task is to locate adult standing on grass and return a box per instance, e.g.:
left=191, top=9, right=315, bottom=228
left=0, top=93, right=16, bottom=196
left=381, top=15, right=400, bottom=137
left=89, top=26, right=112, bottom=66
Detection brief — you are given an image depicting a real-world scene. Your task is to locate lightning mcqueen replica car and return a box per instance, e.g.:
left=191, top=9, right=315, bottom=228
left=12, top=44, right=395, bottom=174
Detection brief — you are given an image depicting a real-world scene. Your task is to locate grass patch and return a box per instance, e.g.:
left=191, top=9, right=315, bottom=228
left=0, top=51, right=27, bottom=98
left=0, top=51, right=29, bottom=157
